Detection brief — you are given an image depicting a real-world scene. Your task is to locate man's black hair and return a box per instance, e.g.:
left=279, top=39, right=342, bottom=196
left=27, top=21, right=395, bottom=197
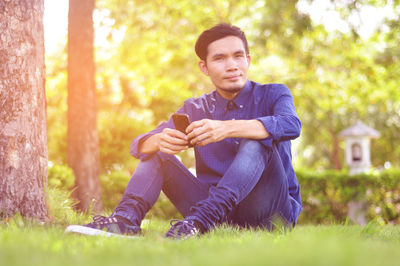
left=195, top=23, right=249, bottom=61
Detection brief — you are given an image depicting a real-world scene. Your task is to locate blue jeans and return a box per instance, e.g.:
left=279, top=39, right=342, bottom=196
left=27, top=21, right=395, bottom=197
left=113, top=139, right=293, bottom=231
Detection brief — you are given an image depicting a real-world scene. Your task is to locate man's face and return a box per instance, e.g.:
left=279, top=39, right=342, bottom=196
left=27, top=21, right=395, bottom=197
left=199, top=36, right=251, bottom=100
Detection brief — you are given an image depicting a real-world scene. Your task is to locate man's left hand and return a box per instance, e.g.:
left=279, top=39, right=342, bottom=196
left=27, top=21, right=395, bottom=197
left=186, top=119, right=227, bottom=146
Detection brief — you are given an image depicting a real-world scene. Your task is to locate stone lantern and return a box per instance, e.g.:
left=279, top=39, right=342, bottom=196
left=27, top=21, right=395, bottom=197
left=339, top=120, right=380, bottom=175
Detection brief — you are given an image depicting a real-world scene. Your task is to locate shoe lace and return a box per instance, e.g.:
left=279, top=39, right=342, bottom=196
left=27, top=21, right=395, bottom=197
left=92, top=215, right=118, bottom=225
left=167, top=219, right=197, bottom=237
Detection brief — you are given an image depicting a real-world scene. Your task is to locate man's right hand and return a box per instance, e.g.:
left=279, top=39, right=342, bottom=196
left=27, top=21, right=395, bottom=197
left=157, top=128, right=189, bottom=154
left=138, top=128, right=189, bottom=155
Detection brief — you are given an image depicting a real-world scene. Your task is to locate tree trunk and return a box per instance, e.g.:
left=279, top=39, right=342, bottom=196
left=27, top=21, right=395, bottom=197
left=0, top=0, right=48, bottom=220
left=331, top=132, right=342, bottom=170
left=68, top=0, right=103, bottom=212
left=328, top=111, right=342, bottom=170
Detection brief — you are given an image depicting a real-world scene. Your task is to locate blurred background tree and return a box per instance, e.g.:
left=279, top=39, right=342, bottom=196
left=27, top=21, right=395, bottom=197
left=45, top=0, right=400, bottom=190
left=67, top=0, right=103, bottom=212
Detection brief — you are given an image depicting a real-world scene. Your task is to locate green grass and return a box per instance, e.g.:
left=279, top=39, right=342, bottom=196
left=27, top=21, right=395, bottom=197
left=1, top=218, right=400, bottom=266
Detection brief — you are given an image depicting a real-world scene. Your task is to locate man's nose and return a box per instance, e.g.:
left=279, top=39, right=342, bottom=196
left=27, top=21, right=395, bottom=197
left=226, top=57, right=238, bottom=71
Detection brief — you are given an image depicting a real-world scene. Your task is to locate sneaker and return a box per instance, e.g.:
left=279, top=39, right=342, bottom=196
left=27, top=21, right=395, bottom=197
left=65, top=215, right=141, bottom=238
left=164, top=219, right=199, bottom=240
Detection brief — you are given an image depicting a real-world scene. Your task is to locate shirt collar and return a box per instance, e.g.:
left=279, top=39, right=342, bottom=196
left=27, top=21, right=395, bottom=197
left=213, top=80, right=252, bottom=111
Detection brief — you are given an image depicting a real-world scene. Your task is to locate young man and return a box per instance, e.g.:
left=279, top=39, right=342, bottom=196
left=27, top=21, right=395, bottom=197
left=66, top=23, right=302, bottom=239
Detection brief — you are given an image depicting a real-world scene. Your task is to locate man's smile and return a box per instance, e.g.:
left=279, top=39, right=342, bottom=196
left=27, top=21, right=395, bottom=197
left=224, top=74, right=242, bottom=81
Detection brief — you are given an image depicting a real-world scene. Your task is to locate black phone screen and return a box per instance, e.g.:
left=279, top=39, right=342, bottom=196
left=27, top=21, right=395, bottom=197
left=172, top=113, right=193, bottom=147
left=172, top=113, right=190, bottom=134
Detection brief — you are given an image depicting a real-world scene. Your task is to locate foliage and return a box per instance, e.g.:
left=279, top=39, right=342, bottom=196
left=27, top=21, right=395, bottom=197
left=297, top=168, right=400, bottom=225
left=99, top=170, right=130, bottom=210
left=98, top=112, right=145, bottom=172
left=99, top=169, right=181, bottom=219
left=97, top=166, right=400, bottom=224
left=46, top=46, right=68, bottom=165
left=146, top=192, right=183, bottom=220
left=47, top=165, right=95, bottom=224
left=45, top=1, right=400, bottom=172
left=45, top=187, right=87, bottom=225
left=48, top=162, right=400, bottom=224
left=47, top=163, right=180, bottom=219
left=48, top=164, right=75, bottom=190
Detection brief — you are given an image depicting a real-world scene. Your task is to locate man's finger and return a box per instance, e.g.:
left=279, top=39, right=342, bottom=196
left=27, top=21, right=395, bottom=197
left=160, top=142, right=188, bottom=153
left=187, top=125, right=209, bottom=140
left=162, top=134, right=188, bottom=146
left=190, top=131, right=211, bottom=146
left=160, top=146, right=181, bottom=155
left=166, top=129, right=188, bottom=140
left=186, top=120, right=206, bottom=133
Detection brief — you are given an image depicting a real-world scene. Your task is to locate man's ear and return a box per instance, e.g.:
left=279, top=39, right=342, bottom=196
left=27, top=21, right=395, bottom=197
left=198, top=60, right=209, bottom=76
left=246, top=54, right=251, bottom=66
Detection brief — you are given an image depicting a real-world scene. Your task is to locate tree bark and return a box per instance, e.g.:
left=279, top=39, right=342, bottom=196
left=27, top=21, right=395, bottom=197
left=0, top=0, right=48, bottom=220
left=331, top=131, right=342, bottom=170
left=68, top=0, right=103, bottom=212
left=328, top=111, right=342, bottom=170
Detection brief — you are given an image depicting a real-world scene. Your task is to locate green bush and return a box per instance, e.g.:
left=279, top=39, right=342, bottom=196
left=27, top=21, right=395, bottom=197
left=100, top=170, right=131, bottom=210
left=47, top=163, right=181, bottom=220
left=45, top=187, right=89, bottom=225
left=98, top=111, right=151, bottom=172
left=48, top=164, right=75, bottom=190
left=99, top=170, right=181, bottom=219
left=48, top=162, right=400, bottom=225
left=297, top=169, right=400, bottom=225
left=147, top=192, right=183, bottom=220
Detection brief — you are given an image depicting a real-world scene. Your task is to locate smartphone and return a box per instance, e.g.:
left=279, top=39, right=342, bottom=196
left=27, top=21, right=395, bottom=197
left=172, top=113, right=193, bottom=147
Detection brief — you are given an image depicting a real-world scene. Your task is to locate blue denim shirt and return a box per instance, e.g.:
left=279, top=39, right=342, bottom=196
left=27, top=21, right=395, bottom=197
left=130, top=80, right=302, bottom=223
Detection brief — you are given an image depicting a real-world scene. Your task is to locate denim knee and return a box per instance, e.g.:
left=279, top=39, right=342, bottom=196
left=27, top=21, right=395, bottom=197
left=153, top=151, right=175, bottom=162
left=237, top=139, right=266, bottom=158
left=141, top=151, right=177, bottom=166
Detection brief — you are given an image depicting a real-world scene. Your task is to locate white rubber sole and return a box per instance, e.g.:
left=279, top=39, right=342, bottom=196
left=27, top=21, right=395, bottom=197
left=65, top=225, right=139, bottom=239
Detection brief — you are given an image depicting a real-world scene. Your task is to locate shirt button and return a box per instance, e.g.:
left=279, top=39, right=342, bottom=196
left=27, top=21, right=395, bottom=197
left=235, top=141, right=239, bottom=145
left=231, top=118, right=235, bottom=120
left=239, top=105, right=243, bottom=109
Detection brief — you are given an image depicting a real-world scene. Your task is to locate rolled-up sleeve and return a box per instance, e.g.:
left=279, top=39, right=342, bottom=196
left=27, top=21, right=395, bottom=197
left=129, top=106, right=186, bottom=161
left=129, top=123, right=167, bottom=161
left=255, top=84, right=301, bottom=147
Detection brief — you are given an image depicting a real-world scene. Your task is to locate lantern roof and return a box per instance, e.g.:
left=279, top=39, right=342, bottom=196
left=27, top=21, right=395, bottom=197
left=339, top=120, right=380, bottom=138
